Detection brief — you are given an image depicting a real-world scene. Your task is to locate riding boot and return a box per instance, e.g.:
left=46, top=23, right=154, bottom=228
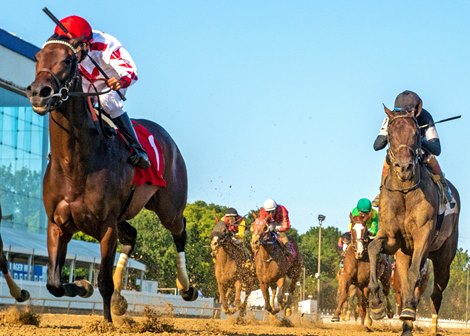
left=425, top=155, right=454, bottom=206
left=279, top=233, right=291, bottom=258
left=372, top=160, right=389, bottom=207
left=113, top=113, right=151, bottom=169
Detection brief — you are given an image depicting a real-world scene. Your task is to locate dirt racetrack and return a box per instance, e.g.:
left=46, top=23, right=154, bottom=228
left=0, top=307, right=469, bottom=336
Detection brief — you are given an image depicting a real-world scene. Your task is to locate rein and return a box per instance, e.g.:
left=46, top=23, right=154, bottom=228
left=384, top=114, right=422, bottom=193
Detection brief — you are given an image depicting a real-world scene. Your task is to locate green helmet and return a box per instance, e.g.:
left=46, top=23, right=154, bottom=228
left=357, top=198, right=372, bottom=213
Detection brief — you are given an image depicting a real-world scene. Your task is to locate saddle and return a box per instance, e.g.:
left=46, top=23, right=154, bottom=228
left=87, top=106, right=166, bottom=187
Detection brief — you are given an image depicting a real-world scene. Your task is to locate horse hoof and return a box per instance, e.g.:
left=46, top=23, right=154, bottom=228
left=15, top=289, right=30, bottom=303
left=181, top=286, right=198, bottom=301
left=285, top=307, right=292, bottom=317
left=331, top=316, right=340, bottom=322
left=74, top=279, right=94, bottom=298
left=111, top=291, right=128, bottom=316
left=400, top=308, right=416, bottom=321
left=370, top=306, right=386, bottom=320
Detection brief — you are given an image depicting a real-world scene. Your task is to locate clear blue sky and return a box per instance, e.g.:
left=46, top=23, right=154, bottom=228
left=2, top=1, right=469, bottom=251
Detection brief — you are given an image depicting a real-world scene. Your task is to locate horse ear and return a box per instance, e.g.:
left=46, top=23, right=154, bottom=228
left=349, top=212, right=353, bottom=222
left=383, top=104, right=394, bottom=118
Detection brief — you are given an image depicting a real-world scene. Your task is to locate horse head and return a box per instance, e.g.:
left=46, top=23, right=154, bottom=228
left=27, top=37, right=84, bottom=115
left=349, top=212, right=370, bottom=260
left=250, top=218, right=272, bottom=252
left=384, top=105, right=421, bottom=183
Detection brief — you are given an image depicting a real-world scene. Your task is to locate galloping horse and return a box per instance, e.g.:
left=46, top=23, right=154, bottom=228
left=211, top=231, right=256, bottom=316
left=0, top=204, right=30, bottom=302
left=250, top=218, right=302, bottom=316
left=26, top=37, right=197, bottom=322
left=332, top=212, right=393, bottom=325
left=368, top=107, right=460, bottom=336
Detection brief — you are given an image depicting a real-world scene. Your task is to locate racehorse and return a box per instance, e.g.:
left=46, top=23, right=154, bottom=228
left=211, top=231, right=256, bottom=316
left=250, top=218, right=302, bottom=317
left=390, top=259, right=430, bottom=316
left=0, top=204, right=30, bottom=302
left=332, top=212, right=393, bottom=325
left=368, top=106, right=460, bottom=336
left=26, top=37, right=198, bottom=323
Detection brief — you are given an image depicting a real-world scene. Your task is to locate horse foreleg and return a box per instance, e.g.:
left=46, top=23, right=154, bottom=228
left=47, top=222, right=91, bottom=298
left=379, top=257, right=394, bottom=319
left=260, top=283, right=273, bottom=314
left=332, top=277, right=351, bottom=322
left=275, top=278, right=285, bottom=314
left=218, top=282, right=233, bottom=315
left=429, top=258, right=451, bottom=335
left=1, top=251, right=30, bottom=302
left=111, top=221, right=137, bottom=316
left=98, top=225, right=118, bottom=322
left=368, top=234, right=387, bottom=320
left=234, top=280, right=242, bottom=310
left=171, top=218, right=198, bottom=301
left=400, top=234, right=430, bottom=322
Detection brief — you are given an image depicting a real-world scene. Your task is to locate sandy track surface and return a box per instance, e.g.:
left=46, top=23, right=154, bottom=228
left=0, top=310, right=468, bottom=336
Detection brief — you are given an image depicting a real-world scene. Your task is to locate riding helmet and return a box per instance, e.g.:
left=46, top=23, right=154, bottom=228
left=357, top=198, right=372, bottom=213
left=263, top=198, right=277, bottom=211
left=54, top=15, right=93, bottom=42
left=225, top=208, right=238, bottom=217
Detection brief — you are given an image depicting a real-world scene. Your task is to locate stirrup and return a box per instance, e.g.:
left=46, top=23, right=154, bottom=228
left=128, top=148, right=150, bottom=169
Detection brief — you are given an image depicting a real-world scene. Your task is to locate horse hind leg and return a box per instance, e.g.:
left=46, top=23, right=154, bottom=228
left=1, top=252, right=30, bottom=302
left=172, top=217, right=198, bottom=301
left=111, top=220, right=137, bottom=316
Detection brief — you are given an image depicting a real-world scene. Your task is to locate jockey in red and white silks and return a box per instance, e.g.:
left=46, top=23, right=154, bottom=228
left=79, top=30, right=138, bottom=118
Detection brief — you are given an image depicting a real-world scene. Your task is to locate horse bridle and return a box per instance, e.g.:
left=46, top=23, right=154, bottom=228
left=36, top=40, right=112, bottom=112
left=385, top=114, right=422, bottom=192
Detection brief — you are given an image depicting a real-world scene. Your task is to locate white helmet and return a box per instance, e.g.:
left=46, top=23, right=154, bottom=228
left=263, top=198, right=277, bottom=211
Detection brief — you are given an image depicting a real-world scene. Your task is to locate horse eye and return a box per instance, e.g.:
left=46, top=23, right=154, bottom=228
left=64, top=58, right=73, bottom=65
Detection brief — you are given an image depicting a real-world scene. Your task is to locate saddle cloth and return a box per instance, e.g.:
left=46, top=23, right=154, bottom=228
left=89, top=107, right=166, bottom=187
left=131, top=122, right=166, bottom=187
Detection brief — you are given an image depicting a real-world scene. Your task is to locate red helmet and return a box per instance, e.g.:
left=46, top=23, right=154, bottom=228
left=54, top=15, right=92, bottom=41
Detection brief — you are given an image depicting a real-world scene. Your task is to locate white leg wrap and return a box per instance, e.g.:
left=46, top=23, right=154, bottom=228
left=176, top=252, right=189, bottom=291
left=113, top=253, right=129, bottom=292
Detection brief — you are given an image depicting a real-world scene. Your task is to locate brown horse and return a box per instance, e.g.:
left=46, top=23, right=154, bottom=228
left=211, top=231, right=256, bottom=316
left=250, top=218, right=302, bottom=317
left=26, top=37, right=197, bottom=323
left=332, top=213, right=393, bottom=325
left=0, top=204, right=31, bottom=303
left=368, top=107, right=460, bottom=336
left=391, top=259, right=430, bottom=316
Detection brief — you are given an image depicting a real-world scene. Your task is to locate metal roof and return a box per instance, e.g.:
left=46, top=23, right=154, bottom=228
left=0, top=226, right=146, bottom=271
left=0, top=28, right=39, bottom=61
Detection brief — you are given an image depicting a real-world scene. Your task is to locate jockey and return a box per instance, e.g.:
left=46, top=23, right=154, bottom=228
left=211, top=208, right=246, bottom=240
left=373, top=90, right=452, bottom=205
left=210, top=208, right=248, bottom=261
left=258, top=198, right=291, bottom=249
left=348, top=198, right=378, bottom=238
left=53, top=15, right=150, bottom=169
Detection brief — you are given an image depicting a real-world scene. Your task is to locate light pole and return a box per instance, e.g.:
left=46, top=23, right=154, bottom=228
left=316, top=214, right=326, bottom=320
left=466, top=263, right=469, bottom=327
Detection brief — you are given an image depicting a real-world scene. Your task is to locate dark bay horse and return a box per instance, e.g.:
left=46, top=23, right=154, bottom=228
left=26, top=38, right=197, bottom=322
left=250, top=218, right=302, bottom=317
left=0, top=204, right=30, bottom=302
left=211, top=232, right=256, bottom=316
left=368, top=107, right=460, bottom=336
left=332, top=213, right=393, bottom=325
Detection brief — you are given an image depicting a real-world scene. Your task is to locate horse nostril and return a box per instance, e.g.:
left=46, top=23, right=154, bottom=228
left=39, top=86, right=53, bottom=98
